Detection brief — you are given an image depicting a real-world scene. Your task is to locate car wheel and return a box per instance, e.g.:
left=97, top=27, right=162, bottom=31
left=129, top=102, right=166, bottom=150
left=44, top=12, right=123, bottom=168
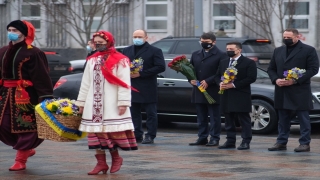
left=250, top=99, right=277, bottom=134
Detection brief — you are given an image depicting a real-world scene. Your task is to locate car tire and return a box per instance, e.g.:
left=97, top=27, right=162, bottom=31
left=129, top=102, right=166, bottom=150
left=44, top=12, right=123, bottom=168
left=251, top=99, right=277, bottom=134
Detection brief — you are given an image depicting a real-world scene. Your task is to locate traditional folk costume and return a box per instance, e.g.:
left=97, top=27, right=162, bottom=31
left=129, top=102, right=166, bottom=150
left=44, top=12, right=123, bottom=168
left=0, top=20, right=53, bottom=171
left=75, top=31, right=137, bottom=175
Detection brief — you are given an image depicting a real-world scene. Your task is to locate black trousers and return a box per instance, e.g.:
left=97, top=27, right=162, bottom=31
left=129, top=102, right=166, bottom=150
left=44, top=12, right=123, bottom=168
left=130, top=102, right=158, bottom=139
left=224, top=112, right=252, bottom=144
left=277, top=110, right=310, bottom=145
left=195, top=103, right=221, bottom=141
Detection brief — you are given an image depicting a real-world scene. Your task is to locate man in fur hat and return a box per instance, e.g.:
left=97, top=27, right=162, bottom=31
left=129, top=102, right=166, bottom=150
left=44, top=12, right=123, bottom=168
left=0, top=20, right=53, bottom=171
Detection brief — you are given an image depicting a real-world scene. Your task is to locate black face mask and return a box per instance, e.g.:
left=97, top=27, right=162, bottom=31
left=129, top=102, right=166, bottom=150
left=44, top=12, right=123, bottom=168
left=283, top=39, right=294, bottom=46
left=95, top=44, right=107, bottom=52
left=201, top=42, right=213, bottom=49
left=226, top=51, right=236, bottom=57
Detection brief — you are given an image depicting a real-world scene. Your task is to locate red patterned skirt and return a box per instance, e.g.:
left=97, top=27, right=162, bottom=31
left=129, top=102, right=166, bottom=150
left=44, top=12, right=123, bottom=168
left=88, top=130, right=138, bottom=150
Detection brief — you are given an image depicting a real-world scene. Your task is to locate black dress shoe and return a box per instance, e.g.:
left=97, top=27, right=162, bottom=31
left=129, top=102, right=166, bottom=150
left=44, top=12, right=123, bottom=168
left=189, top=139, right=208, bottom=146
left=206, top=140, right=219, bottom=146
left=136, top=137, right=143, bottom=143
left=268, top=143, right=287, bottom=151
left=237, top=142, right=250, bottom=150
left=218, top=142, right=235, bottom=149
left=141, top=137, right=154, bottom=144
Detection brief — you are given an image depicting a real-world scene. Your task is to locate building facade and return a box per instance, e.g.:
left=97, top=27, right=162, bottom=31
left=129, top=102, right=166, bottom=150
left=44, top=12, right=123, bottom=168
left=0, top=0, right=319, bottom=59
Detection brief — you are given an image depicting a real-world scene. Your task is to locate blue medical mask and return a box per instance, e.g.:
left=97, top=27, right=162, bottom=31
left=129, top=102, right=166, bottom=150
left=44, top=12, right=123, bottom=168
left=8, top=32, right=19, bottom=41
left=133, top=38, right=145, bottom=46
left=86, top=45, right=92, bottom=51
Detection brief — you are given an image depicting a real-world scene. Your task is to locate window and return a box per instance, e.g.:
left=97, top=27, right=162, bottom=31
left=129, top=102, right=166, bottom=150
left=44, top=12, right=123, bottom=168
left=212, top=2, right=236, bottom=30
left=174, top=41, right=202, bottom=54
left=284, top=2, right=309, bottom=29
left=82, top=2, right=104, bottom=30
left=145, top=0, right=168, bottom=32
left=151, top=40, right=175, bottom=54
left=21, top=0, right=41, bottom=29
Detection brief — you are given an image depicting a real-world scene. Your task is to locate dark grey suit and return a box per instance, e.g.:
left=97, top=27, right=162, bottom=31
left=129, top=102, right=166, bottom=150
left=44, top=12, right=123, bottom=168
left=214, top=55, right=257, bottom=144
left=190, top=46, right=228, bottom=141
left=267, top=40, right=319, bottom=145
left=122, top=42, right=165, bottom=140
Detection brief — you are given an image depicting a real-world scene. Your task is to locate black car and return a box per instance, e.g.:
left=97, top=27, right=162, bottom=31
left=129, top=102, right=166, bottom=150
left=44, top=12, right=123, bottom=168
left=52, top=65, right=320, bottom=134
left=45, top=52, right=73, bottom=85
left=152, top=37, right=274, bottom=70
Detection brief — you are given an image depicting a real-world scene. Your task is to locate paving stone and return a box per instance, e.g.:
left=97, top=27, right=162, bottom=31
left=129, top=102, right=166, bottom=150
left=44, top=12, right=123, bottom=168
left=1, top=132, right=320, bottom=180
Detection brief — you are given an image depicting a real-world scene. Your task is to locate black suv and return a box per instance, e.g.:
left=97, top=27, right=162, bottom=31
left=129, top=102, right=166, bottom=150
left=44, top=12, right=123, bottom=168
left=151, top=37, right=274, bottom=70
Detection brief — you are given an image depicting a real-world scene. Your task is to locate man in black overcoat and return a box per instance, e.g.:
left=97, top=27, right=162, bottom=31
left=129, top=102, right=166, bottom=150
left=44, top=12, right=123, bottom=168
left=189, top=32, right=228, bottom=146
left=122, top=29, right=165, bottom=144
left=214, top=41, right=257, bottom=150
left=267, top=28, right=319, bottom=152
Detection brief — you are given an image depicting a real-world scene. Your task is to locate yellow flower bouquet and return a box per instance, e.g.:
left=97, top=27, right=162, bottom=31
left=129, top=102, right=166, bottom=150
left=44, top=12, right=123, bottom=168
left=35, top=98, right=86, bottom=142
left=283, top=67, right=306, bottom=80
left=219, top=66, right=238, bottom=94
left=130, top=57, right=144, bottom=74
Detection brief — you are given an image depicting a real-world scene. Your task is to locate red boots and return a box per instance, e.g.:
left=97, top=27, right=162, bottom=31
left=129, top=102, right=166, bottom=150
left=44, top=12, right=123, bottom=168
left=88, top=151, right=123, bottom=175
left=9, top=149, right=35, bottom=171
left=88, top=154, right=109, bottom=175
left=110, top=150, right=123, bottom=173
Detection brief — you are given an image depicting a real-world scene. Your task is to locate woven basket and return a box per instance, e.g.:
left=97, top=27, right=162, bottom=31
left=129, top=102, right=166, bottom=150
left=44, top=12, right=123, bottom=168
left=35, top=111, right=82, bottom=142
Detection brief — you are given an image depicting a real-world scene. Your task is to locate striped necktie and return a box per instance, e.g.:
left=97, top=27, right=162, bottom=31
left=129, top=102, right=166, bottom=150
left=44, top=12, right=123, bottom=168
left=229, top=59, right=235, bottom=67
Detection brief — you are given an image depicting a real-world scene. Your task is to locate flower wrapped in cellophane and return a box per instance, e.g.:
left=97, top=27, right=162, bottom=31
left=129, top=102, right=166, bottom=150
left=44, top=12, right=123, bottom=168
left=219, top=61, right=238, bottom=94
left=130, top=57, right=144, bottom=74
left=283, top=67, right=306, bottom=80
left=168, top=55, right=215, bottom=104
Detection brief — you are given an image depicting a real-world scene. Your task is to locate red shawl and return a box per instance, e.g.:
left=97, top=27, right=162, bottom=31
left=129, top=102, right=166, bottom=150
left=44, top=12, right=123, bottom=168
left=87, top=31, right=137, bottom=91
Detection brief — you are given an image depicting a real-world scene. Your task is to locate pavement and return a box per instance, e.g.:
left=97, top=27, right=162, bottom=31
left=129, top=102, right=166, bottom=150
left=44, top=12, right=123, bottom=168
left=1, top=132, right=320, bottom=180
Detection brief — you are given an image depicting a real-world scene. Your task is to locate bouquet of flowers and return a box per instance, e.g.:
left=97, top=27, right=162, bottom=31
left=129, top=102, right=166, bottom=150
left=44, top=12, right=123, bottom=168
left=45, top=98, right=80, bottom=116
left=35, top=98, right=86, bottom=142
left=130, top=57, right=144, bottom=74
left=218, top=61, right=238, bottom=94
left=283, top=67, right=306, bottom=80
left=168, top=55, right=215, bottom=104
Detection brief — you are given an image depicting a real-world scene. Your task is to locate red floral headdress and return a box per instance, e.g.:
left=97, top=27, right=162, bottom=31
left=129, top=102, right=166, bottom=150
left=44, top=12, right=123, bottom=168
left=88, top=31, right=137, bottom=91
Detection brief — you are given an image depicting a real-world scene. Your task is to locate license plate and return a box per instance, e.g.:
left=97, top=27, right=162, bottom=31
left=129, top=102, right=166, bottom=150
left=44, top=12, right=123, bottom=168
left=54, top=66, right=66, bottom=70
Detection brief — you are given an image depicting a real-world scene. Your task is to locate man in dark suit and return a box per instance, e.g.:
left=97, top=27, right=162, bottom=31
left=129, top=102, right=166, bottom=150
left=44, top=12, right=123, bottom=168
left=83, top=40, right=97, bottom=69
left=122, top=29, right=165, bottom=144
left=189, top=32, right=228, bottom=146
left=214, top=41, right=257, bottom=150
left=267, top=28, right=319, bottom=152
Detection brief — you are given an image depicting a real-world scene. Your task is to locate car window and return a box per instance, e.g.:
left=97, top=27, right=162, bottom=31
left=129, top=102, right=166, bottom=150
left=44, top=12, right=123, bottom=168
left=257, top=68, right=270, bottom=79
left=215, top=40, right=232, bottom=52
left=242, top=41, right=273, bottom=53
left=174, top=40, right=202, bottom=54
left=152, top=41, right=175, bottom=54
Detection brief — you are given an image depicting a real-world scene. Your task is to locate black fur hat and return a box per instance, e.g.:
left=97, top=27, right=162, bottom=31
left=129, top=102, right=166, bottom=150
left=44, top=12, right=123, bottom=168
left=7, top=20, right=28, bottom=36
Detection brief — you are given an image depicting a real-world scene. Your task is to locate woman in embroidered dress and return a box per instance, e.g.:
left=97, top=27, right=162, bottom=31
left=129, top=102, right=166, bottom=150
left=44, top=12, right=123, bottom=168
left=76, top=31, right=138, bottom=175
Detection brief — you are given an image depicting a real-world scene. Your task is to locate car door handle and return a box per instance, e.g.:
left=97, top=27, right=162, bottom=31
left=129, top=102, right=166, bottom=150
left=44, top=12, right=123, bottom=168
left=163, top=82, right=175, bottom=86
